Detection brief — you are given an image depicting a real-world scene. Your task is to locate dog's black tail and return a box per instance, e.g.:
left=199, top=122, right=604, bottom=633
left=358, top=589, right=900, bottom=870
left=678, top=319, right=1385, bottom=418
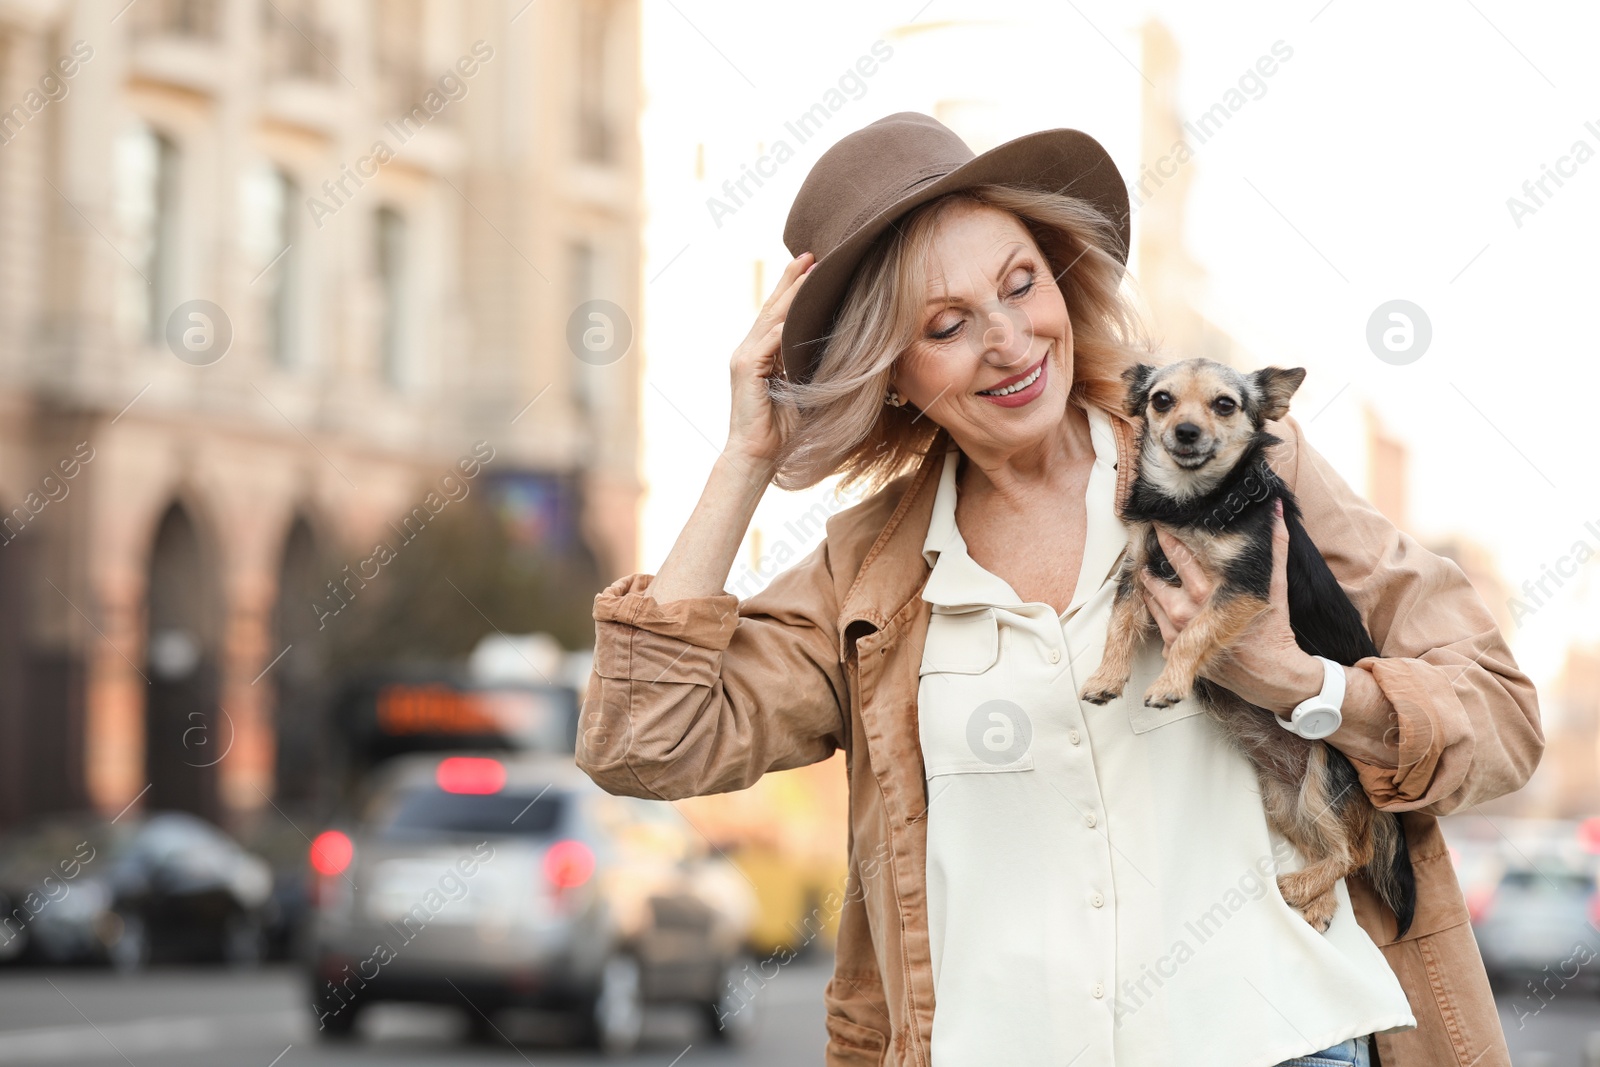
left=1326, top=744, right=1416, bottom=939
left=1284, top=495, right=1416, bottom=938
left=1365, top=808, right=1416, bottom=940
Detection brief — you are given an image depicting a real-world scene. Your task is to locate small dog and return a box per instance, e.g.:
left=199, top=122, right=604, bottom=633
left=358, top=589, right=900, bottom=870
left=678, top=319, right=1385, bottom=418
left=1079, top=357, right=1415, bottom=937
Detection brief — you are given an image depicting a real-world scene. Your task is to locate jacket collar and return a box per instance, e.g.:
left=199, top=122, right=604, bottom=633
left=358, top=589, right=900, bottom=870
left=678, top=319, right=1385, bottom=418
left=836, top=400, right=1141, bottom=658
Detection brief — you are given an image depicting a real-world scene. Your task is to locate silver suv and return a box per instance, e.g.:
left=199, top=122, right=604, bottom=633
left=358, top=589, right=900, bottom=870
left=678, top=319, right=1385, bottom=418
left=306, top=752, right=759, bottom=1052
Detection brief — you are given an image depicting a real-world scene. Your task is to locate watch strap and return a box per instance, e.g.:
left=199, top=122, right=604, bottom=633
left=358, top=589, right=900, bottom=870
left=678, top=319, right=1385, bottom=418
left=1277, top=656, right=1345, bottom=738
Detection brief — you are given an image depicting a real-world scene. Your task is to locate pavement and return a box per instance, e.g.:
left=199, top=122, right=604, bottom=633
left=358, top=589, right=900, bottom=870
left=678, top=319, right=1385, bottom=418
left=0, top=958, right=831, bottom=1067
left=0, top=961, right=1594, bottom=1065
left=1500, top=986, right=1600, bottom=1067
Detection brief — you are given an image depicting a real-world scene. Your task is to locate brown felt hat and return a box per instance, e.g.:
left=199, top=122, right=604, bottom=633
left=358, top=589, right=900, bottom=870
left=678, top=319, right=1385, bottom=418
left=780, top=111, right=1131, bottom=385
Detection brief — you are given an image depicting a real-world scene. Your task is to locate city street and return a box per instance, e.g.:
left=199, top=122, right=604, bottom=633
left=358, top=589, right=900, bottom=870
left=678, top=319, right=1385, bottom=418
left=1502, top=991, right=1600, bottom=1067
left=1, top=960, right=1596, bottom=1066
left=0, top=959, right=831, bottom=1066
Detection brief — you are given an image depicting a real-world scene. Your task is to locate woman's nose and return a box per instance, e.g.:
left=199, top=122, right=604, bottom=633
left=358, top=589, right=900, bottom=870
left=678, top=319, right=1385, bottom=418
left=971, top=302, right=1033, bottom=365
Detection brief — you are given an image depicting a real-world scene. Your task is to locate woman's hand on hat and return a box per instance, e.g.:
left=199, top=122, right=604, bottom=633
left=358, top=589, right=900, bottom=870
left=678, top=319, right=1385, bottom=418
left=725, top=252, right=815, bottom=470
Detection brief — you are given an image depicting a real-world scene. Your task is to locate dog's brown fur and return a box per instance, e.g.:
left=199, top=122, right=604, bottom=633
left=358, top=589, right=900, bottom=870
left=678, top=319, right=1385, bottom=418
left=1080, top=357, right=1414, bottom=936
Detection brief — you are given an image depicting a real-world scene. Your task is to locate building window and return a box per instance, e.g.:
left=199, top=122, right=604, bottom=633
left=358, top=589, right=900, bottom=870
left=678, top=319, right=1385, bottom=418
left=372, top=0, right=429, bottom=121
left=243, top=164, right=299, bottom=367
left=129, top=0, right=220, bottom=39
left=260, top=0, right=339, bottom=82
left=114, top=122, right=179, bottom=345
left=576, top=0, right=612, bottom=163
left=375, top=206, right=408, bottom=387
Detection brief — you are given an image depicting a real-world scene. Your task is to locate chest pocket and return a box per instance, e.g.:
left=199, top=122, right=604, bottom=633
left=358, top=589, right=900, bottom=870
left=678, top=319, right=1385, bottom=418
left=917, top=609, right=1036, bottom=776
left=1122, top=641, right=1209, bottom=733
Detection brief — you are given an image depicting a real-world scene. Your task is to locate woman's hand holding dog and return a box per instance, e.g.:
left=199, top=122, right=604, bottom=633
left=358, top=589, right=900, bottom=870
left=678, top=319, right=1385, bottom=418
left=1138, top=500, right=1401, bottom=767
left=1140, top=499, right=1325, bottom=715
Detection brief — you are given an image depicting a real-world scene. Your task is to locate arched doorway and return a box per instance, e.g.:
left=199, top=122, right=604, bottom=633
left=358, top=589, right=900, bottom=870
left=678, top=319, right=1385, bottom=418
left=0, top=506, right=34, bottom=827
left=271, top=516, right=328, bottom=813
left=144, top=503, right=222, bottom=821
left=0, top=501, right=86, bottom=829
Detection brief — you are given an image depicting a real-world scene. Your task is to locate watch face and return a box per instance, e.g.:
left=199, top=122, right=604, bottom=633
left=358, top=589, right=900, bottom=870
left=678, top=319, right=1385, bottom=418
left=1298, top=707, right=1341, bottom=740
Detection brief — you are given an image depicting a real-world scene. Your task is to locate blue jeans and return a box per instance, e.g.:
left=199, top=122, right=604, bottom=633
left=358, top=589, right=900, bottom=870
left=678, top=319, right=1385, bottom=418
left=1273, top=1034, right=1371, bottom=1066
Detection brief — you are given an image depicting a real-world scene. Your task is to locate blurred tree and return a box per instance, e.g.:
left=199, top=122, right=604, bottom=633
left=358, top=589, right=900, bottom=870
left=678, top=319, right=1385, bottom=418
left=324, top=494, right=602, bottom=675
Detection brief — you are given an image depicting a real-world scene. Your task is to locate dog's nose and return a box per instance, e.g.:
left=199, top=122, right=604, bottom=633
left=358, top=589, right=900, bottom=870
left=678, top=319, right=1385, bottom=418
left=1174, top=422, right=1202, bottom=445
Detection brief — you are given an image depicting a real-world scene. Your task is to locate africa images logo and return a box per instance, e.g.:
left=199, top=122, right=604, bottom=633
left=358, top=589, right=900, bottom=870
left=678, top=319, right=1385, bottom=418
left=966, top=699, right=1032, bottom=766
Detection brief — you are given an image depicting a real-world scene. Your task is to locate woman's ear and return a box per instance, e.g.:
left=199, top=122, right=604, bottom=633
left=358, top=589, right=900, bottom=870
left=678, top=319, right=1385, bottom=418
left=1122, top=363, right=1156, bottom=418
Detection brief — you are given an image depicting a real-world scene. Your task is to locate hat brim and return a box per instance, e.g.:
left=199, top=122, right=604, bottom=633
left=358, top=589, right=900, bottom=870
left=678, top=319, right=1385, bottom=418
left=779, top=127, right=1130, bottom=385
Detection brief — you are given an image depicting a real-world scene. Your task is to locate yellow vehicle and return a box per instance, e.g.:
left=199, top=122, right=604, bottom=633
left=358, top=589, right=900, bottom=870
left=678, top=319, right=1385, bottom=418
left=674, top=753, right=850, bottom=958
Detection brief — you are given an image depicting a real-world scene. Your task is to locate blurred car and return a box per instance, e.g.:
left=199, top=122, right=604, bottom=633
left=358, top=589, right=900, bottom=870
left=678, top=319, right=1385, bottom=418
left=236, top=817, right=321, bottom=962
left=0, top=811, right=273, bottom=968
left=1445, top=839, right=1505, bottom=926
left=1473, top=860, right=1600, bottom=992
left=306, top=752, right=760, bottom=1053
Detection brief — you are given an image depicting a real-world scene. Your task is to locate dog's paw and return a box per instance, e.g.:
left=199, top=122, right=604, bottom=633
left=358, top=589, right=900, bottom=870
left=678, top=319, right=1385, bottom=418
left=1079, top=680, right=1124, bottom=705
left=1277, top=875, right=1338, bottom=933
left=1141, top=684, right=1187, bottom=709
left=1294, top=895, right=1337, bottom=933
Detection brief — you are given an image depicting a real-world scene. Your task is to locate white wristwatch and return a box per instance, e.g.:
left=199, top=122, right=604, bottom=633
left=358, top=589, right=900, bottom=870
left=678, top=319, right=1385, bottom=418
left=1277, top=656, right=1345, bottom=740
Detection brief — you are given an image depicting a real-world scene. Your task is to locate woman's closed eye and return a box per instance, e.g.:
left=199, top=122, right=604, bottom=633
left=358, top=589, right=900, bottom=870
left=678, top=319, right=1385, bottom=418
left=1004, top=267, right=1035, bottom=301
left=925, top=267, right=1037, bottom=341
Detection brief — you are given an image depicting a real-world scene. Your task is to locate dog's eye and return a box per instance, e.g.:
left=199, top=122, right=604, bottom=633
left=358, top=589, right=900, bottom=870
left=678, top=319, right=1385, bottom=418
left=1212, top=396, right=1237, bottom=416
left=1151, top=391, right=1174, bottom=413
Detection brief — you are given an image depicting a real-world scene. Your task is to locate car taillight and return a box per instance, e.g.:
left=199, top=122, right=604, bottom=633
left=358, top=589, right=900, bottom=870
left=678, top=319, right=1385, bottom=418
left=436, top=756, right=506, bottom=795
left=543, top=840, right=595, bottom=890
left=310, top=830, right=353, bottom=877
left=1466, top=885, right=1495, bottom=925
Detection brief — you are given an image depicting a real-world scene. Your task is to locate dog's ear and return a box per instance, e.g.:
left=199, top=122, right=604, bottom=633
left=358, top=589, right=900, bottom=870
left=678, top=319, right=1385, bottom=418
left=1249, top=366, right=1306, bottom=423
left=1122, top=363, right=1157, bottom=418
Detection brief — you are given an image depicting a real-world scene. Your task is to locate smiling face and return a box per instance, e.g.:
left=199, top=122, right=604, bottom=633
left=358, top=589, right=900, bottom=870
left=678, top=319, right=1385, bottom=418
left=887, top=200, right=1074, bottom=463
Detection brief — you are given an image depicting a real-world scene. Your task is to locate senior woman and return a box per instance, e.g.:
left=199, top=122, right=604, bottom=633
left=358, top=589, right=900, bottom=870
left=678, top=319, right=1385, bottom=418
left=576, top=113, right=1541, bottom=1067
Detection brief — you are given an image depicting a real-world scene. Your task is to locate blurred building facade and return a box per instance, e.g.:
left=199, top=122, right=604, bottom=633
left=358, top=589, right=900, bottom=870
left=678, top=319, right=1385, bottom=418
left=0, top=0, right=642, bottom=830
left=1134, top=17, right=1247, bottom=370
left=1546, top=643, right=1600, bottom=817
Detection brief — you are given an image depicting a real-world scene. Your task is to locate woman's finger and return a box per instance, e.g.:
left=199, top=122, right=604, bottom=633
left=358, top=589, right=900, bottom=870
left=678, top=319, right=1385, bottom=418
left=762, top=252, right=811, bottom=304
left=1141, top=584, right=1177, bottom=649
left=1267, top=499, right=1290, bottom=607
left=1152, top=524, right=1210, bottom=595
left=739, top=255, right=814, bottom=360
left=762, top=253, right=816, bottom=320
left=1141, top=571, right=1190, bottom=631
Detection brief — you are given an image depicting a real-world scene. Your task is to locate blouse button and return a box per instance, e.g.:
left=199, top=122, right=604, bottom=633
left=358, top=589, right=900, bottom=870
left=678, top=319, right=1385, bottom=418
left=1068, top=730, right=1080, bottom=745
left=1048, top=648, right=1061, bottom=664
left=1084, top=813, right=1097, bottom=828
left=1092, top=981, right=1104, bottom=999
left=1091, top=892, right=1104, bottom=908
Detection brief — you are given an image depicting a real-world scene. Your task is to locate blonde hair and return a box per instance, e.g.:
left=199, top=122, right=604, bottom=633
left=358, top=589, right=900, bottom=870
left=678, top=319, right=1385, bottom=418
left=769, top=184, right=1155, bottom=492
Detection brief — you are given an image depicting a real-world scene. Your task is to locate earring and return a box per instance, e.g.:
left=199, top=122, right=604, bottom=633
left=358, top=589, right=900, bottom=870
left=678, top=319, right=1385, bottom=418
left=884, top=388, right=906, bottom=408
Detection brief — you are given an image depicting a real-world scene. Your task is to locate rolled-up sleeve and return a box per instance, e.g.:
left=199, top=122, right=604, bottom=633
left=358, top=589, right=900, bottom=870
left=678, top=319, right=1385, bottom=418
left=1272, top=413, right=1543, bottom=815
left=577, top=540, right=850, bottom=802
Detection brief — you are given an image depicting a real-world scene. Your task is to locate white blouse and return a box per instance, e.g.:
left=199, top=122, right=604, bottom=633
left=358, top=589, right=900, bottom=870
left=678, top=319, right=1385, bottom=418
left=917, top=402, right=1415, bottom=1067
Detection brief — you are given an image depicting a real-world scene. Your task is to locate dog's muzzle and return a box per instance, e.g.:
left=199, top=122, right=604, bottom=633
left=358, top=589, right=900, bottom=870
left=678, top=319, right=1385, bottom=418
left=1164, top=431, right=1215, bottom=468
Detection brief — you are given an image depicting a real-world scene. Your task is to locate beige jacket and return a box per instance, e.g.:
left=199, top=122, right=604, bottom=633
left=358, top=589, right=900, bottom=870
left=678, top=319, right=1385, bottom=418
left=577, top=406, right=1544, bottom=1067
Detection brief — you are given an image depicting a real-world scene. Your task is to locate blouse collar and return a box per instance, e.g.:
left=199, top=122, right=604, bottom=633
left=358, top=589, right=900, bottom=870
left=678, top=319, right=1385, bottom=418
left=920, top=403, right=1128, bottom=620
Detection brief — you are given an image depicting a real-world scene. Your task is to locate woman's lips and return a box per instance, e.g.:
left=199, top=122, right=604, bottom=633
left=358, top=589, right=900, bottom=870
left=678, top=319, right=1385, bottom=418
left=976, top=353, right=1048, bottom=408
